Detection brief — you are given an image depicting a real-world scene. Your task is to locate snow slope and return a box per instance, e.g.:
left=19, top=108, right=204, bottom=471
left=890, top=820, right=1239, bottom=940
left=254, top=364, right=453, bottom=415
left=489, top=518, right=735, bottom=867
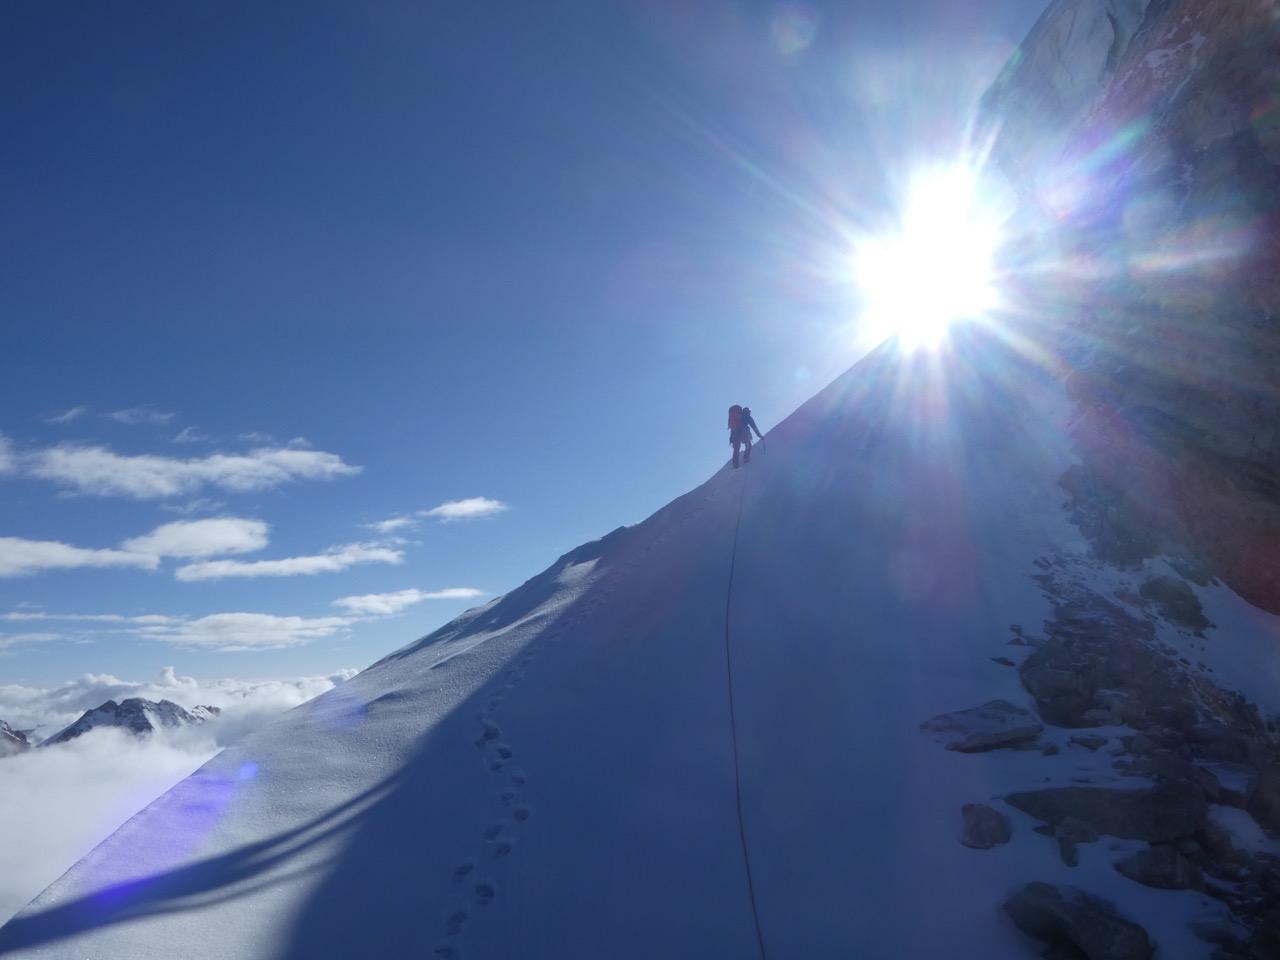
left=2, top=333, right=1277, bottom=959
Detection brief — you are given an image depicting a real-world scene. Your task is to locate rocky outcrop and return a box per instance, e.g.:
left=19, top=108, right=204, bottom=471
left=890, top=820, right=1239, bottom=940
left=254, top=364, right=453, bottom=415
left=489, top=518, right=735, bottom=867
left=1006, top=781, right=1209, bottom=842
left=961, top=803, right=1012, bottom=849
left=0, top=720, right=30, bottom=757
left=981, top=0, right=1280, bottom=613
left=979, top=0, right=1156, bottom=190
left=1114, top=844, right=1203, bottom=890
left=1004, top=882, right=1154, bottom=960
left=1018, top=588, right=1194, bottom=728
left=924, top=558, right=1280, bottom=953
left=919, top=699, right=1044, bottom=751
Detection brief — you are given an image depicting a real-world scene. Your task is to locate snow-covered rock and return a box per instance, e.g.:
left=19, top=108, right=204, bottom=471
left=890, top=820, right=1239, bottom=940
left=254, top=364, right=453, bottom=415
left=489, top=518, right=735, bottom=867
left=0, top=720, right=29, bottom=758
left=979, top=0, right=1156, bottom=189
left=42, top=698, right=220, bottom=746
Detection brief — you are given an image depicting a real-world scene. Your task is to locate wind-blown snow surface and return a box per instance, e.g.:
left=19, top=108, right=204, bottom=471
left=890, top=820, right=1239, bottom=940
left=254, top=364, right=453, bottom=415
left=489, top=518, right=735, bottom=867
left=3, top=336, right=1278, bottom=959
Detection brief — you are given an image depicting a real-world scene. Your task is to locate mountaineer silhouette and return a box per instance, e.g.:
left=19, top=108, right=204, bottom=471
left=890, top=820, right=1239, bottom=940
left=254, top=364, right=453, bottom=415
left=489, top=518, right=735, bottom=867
left=727, top=404, right=762, bottom=468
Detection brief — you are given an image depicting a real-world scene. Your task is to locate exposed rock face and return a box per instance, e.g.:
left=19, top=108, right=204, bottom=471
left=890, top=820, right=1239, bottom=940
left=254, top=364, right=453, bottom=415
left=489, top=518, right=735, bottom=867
left=919, top=699, right=1044, bottom=751
left=1004, top=881, right=1154, bottom=960
left=44, top=698, right=220, bottom=745
left=960, top=802, right=1012, bottom=849
left=0, top=720, right=30, bottom=757
left=928, top=557, right=1280, bottom=951
left=1017, top=589, right=1192, bottom=728
left=981, top=0, right=1280, bottom=613
left=980, top=0, right=1156, bottom=187
left=1006, top=781, right=1209, bottom=842
left=1114, top=843, right=1204, bottom=890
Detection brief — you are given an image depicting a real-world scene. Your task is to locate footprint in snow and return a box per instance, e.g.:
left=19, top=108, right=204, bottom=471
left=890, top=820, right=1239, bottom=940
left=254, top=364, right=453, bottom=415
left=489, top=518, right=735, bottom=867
left=473, top=723, right=501, bottom=749
left=513, top=805, right=531, bottom=822
left=444, top=908, right=468, bottom=936
left=475, top=880, right=496, bottom=905
left=453, top=861, right=476, bottom=882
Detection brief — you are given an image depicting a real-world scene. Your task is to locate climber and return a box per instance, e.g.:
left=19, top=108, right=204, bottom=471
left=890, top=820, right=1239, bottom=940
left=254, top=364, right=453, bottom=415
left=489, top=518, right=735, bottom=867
left=727, top=404, right=763, bottom=468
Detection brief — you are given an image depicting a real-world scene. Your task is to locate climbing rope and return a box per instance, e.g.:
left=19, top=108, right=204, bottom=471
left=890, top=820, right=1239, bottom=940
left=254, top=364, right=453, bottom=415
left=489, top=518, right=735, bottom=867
left=724, top=470, right=768, bottom=960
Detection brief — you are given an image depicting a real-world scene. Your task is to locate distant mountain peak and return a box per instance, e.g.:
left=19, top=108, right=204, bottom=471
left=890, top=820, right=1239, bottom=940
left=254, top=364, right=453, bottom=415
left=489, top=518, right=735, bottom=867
left=43, top=697, right=220, bottom=746
left=0, top=720, right=30, bottom=758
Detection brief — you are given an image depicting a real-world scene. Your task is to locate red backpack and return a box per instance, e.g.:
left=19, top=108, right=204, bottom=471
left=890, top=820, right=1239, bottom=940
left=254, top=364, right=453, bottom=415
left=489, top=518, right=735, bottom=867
left=727, top=404, right=743, bottom=429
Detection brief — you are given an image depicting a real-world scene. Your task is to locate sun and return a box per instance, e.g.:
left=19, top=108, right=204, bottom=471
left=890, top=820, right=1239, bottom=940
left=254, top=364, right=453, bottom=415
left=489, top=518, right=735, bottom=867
left=854, top=166, right=1003, bottom=350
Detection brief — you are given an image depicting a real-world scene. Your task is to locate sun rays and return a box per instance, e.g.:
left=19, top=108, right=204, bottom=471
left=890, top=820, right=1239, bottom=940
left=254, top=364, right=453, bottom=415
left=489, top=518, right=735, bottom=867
left=853, top=164, right=1007, bottom=352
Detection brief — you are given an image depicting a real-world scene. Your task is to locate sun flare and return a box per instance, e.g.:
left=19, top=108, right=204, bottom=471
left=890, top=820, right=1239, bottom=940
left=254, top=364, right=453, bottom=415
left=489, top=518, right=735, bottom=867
left=855, top=166, right=1004, bottom=350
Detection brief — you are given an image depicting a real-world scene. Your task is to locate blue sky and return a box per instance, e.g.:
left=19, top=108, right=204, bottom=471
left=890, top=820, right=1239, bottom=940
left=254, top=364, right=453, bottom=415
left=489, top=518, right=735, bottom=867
left=1, top=0, right=1046, bottom=688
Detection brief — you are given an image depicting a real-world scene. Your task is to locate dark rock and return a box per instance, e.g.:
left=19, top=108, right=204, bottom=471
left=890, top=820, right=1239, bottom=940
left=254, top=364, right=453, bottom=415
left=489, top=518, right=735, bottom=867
left=1245, top=764, right=1280, bottom=837
left=1070, top=735, right=1109, bottom=752
left=1196, top=820, right=1251, bottom=869
left=1248, top=906, right=1280, bottom=960
left=0, top=720, right=30, bottom=757
left=1191, top=723, right=1256, bottom=764
left=961, top=803, right=1012, bottom=849
left=919, top=700, right=1044, bottom=752
left=1120, top=734, right=1157, bottom=757
left=1054, top=816, right=1100, bottom=867
left=1114, top=843, right=1204, bottom=890
left=1004, top=881, right=1153, bottom=960
left=1199, top=762, right=1258, bottom=808
left=1138, top=575, right=1212, bottom=630
left=1018, top=595, right=1191, bottom=730
left=1187, top=918, right=1249, bottom=951
left=1005, top=781, right=1209, bottom=842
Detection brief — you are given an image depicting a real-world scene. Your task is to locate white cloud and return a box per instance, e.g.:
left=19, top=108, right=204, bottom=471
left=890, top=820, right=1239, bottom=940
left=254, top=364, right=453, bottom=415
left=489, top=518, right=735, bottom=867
left=0, top=728, right=215, bottom=926
left=173, top=426, right=210, bottom=444
left=0, top=632, right=61, bottom=651
left=43, top=406, right=88, bottom=424
left=122, top=517, right=270, bottom=560
left=175, top=542, right=402, bottom=582
left=0, top=434, right=13, bottom=474
left=0, top=667, right=357, bottom=925
left=421, top=497, right=509, bottom=522
left=332, top=587, right=484, bottom=616
left=0, top=537, right=156, bottom=578
left=26, top=443, right=360, bottom=499
left=160, top=497, right=229, bottom=516
left=105, top=405, right=177, bottom=425
left=139, top=612, right=353, bottom=650
left=0, top=666, right=356, bottom=737
left=366, top=516, right=418, bottom=535
left=0, top=612, right=173, bottom=625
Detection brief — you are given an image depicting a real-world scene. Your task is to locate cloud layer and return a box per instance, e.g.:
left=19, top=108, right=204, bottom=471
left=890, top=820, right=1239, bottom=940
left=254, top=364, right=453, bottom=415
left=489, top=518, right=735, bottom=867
left=174, top=542, right=404, bottom=581
left=0, top=667, right=358, bottom=925
left=0, top=537, right=155, bottom=578
left=2, top=585, right=484, bottom=653
left=0, top=433, right=360, bottom=500
left=138, top=613, right=355, bottom=651
left=332, top=587, right=484, bottom=616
